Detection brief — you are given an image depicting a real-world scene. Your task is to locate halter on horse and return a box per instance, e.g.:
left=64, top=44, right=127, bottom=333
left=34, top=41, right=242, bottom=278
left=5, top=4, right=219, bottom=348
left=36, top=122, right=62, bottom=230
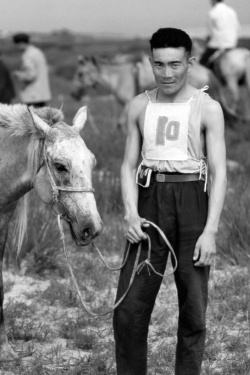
left=0, top=104, right=102, bottom=360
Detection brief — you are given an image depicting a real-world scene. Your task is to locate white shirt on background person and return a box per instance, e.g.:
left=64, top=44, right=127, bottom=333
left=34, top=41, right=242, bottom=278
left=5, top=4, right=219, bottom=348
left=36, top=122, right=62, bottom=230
left=207, top=2, right=240, bottom=49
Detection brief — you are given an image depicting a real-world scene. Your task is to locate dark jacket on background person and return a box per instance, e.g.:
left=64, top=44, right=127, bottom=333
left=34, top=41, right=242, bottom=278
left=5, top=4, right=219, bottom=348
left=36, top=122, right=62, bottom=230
left=0, top=60, right=15, bottom=104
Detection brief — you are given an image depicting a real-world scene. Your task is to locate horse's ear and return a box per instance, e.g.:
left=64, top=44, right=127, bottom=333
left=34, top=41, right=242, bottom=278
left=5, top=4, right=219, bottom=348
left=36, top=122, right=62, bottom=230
left=72, top=106, right=87, bottom=133
left=28, top=108, right=51, bottom=137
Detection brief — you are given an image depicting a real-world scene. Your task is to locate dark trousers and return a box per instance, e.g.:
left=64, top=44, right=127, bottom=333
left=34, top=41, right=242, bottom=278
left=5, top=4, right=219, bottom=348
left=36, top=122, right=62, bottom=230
left=200, top=47, right=218, bottom=68
left=113, top=180, right=210, bottom=375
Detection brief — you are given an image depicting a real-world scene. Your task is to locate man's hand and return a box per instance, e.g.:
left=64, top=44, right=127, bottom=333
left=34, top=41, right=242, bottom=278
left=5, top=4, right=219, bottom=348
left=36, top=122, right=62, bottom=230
left=125, top=215, right=149, bottom=244
left=193, top=231, right=216, bottom=267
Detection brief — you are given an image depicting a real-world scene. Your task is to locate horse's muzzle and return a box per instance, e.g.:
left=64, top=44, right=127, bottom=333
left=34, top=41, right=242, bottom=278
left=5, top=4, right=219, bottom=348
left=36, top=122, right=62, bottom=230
left=82, top=219, right=103, bottom=241
left=69, top=217, right=103, bottom=246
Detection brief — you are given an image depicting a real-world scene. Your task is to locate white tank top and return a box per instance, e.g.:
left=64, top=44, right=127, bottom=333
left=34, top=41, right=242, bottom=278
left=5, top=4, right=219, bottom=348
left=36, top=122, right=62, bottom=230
left=143, top=94, right=193, bottom=161
left=141, top=87, right=209, bottom=188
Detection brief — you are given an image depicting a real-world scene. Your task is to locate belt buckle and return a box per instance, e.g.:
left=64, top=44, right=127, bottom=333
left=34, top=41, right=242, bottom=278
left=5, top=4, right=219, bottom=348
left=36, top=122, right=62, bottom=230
left=157, top=174, right=165, bottom=182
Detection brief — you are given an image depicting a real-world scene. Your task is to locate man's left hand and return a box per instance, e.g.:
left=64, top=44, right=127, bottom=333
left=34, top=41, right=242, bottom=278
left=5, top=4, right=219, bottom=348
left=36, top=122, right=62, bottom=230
left=193, top=231, right=216, bottom=267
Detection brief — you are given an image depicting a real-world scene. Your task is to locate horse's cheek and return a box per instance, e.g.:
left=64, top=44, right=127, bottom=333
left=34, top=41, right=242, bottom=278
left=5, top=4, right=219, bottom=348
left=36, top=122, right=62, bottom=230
left=34, top=167, right=53, bottom=204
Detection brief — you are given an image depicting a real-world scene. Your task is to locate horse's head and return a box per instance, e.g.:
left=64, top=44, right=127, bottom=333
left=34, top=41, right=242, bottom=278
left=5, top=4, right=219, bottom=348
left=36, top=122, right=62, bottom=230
left=31, top=106, right=103, bottom=246
left=70, top=56, right=99, bottom=101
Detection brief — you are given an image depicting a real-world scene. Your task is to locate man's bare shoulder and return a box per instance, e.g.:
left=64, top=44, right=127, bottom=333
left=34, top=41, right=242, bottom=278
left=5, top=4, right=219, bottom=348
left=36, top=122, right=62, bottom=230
left=201, top=95, right=224, bottom=129
left=128, top=92, right=149, bottom=118
left=203, top=95, right=222, bottom=112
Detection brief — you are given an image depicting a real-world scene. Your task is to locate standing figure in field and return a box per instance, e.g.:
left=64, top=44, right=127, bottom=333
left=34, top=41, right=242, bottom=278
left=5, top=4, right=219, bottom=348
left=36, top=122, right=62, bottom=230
left=0, top=52, right=15, bottom=104
left=13, top=33, right=52, bottom=108
left=114, top=28, right=227, bottom=375
left=200, top=0, right=240, bottom=68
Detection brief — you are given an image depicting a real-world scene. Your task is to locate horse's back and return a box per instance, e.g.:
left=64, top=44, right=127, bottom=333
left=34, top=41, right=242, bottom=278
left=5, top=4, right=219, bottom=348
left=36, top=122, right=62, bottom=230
left=104, top=63, right=137, bottom=104
left=136, top=55, right=156, bottom=92
left=188, top=63, right=211, bottom=89
left=220, top=48, right=250, bottom=77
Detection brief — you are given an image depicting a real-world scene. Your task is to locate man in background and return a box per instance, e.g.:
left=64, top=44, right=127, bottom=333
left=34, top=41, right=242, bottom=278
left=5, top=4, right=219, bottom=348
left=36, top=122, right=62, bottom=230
left=0, top=52, right=15, bottom=104
left=200, top=0, right=240, bottom=68
left=13, top=33, right=51, bottom=107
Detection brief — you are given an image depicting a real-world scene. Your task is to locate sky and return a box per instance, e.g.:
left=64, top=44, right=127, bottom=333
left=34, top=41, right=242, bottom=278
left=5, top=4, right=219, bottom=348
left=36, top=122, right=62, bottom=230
left=1, top=0, right=250, bottom=38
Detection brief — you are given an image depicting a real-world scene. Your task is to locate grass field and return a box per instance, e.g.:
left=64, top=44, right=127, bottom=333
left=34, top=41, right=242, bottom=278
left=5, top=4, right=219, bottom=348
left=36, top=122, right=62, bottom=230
left=1, top=35, right=250, bottom=374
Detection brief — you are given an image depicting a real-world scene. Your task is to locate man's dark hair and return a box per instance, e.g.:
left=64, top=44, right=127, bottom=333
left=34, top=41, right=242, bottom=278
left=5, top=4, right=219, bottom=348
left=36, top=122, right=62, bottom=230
left=13, top=33, right=30, bottom=44
left=150, top=28, right=192, bottom=54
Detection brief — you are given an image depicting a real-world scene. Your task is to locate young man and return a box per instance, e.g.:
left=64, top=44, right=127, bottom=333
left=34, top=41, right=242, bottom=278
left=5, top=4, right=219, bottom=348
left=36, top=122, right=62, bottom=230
left=200, top=0, right=240, bottom=68
left=113, top=28, right=227, bottom=375
left=13, top=33, right=52, bottom=107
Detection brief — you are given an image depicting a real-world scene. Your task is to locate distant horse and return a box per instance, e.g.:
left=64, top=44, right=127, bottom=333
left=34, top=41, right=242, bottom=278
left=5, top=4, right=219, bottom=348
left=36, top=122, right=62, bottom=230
left=0, top=104, right=103, bottom=360
left=193, top=39, right=250, bottom=117
left=71, top=53, right=234, bottom=129
left=71, top=56, right=138, bottom=129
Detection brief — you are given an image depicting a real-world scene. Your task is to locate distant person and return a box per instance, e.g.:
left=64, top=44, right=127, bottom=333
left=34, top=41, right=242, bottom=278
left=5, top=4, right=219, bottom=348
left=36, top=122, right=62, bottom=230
left=0, top=52, right=15, bottom=104
left=200, top=0, right=240, bottom=68
left=13, top=33, right=51, bottom=107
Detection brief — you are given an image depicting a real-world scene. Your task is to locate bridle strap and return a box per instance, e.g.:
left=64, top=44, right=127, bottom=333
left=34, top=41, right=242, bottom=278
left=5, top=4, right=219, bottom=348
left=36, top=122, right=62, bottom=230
left=55, top=186, right=95, bottom=193
left=42, top=141, right=94, bottom=203
left=26, top=106, right=95, bottom=200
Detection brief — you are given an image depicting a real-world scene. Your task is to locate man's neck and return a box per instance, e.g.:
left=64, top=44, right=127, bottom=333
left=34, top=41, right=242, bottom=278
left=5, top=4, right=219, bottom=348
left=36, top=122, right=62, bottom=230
left=156, top=83, right=196, bottom=103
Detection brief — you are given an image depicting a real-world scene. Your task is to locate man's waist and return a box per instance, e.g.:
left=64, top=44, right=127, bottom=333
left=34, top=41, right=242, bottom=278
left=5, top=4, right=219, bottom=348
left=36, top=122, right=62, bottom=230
left=152, top=172, right=204, bottom=183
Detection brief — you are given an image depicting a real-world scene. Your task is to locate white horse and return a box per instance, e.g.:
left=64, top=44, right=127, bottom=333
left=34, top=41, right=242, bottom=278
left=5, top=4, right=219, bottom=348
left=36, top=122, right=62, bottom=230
left=0, top=104, right=103, bottom=360
left=71, top=56, right=138, bottom=130
left=193, top=39, right=250, bottom=117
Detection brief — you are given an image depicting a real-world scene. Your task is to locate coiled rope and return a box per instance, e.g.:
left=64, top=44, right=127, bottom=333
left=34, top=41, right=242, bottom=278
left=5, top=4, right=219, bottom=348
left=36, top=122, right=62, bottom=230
left=57, top=216, right=178, bottom=317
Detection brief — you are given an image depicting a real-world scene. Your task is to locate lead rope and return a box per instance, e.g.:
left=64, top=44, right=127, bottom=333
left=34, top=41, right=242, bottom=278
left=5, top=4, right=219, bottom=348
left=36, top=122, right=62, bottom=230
left=57, top=215, right=178, bottom=317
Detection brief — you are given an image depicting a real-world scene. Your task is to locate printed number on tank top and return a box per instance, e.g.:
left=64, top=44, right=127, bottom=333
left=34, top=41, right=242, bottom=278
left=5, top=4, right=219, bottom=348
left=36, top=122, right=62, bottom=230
left=156, top=116, right=180, bottom=145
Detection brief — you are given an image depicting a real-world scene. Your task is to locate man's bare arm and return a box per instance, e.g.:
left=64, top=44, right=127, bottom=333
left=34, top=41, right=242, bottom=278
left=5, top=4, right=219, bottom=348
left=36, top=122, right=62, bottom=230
left=194, top=98, right=227, bottom=266
left=121, top=96, right=148, bottom=243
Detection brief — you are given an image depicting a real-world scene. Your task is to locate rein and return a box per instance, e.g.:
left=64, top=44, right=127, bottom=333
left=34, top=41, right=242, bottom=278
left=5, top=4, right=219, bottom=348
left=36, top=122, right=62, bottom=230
left=57, top=215, right=178, bottom=317
left=43, top=140, right=178, bottom=316
left=28, top=108, right=178, bottom=316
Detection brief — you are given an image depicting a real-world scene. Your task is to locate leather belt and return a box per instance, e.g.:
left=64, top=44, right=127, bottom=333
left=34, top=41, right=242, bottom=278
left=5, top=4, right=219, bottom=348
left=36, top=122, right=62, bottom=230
left=153, top=173, right=203, bottom=183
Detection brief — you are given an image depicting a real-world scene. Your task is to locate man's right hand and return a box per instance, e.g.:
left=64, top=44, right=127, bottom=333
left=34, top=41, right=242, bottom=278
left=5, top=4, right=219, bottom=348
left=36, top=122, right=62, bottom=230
left=125, top=215, right=149, bottom=243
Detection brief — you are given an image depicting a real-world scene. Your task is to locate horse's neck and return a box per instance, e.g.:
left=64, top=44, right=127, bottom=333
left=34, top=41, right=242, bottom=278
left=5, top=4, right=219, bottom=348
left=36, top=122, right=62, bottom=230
left=99, top=63, right=136, bottom=104
left=0, top=128, right=33, bottom=207
left=98, top=65, right=119, bottom=93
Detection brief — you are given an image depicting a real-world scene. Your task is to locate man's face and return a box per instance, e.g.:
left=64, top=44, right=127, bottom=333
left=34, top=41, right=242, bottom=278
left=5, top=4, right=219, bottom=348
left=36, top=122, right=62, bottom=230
left=150, top=47, right=191, bottom=96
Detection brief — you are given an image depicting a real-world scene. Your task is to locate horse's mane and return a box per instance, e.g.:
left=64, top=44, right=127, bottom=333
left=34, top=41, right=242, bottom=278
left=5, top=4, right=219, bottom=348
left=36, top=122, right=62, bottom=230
left=0, top=104, right=64, bottom=256
left=0, top=103, right=64, bottom=182
left=0, top=103, right=63, bottom=136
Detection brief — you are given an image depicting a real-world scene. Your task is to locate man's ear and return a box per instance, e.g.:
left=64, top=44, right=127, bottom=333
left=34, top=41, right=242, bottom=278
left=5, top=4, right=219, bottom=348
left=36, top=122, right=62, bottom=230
left=187, top=56, right=196, bottom=73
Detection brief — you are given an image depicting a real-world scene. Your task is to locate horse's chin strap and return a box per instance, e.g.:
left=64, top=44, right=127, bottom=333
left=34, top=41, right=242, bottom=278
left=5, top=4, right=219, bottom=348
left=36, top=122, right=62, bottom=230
left=57, top=215, right=178, bottom=317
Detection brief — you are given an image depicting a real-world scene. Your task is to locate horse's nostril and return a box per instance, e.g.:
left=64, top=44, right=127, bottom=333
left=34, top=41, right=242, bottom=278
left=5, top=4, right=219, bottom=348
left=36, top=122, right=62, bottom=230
left=83, top=228, right=92, bottom=239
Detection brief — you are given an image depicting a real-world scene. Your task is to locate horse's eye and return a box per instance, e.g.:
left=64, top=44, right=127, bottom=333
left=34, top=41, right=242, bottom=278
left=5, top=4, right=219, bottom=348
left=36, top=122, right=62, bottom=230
left=54, top=163, right=68, bottom=172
